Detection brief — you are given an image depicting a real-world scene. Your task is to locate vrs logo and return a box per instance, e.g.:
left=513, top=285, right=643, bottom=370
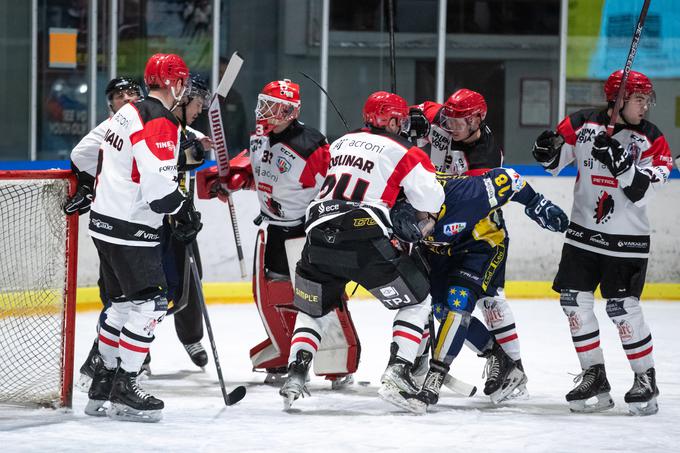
left=134, top=230, right=159, bottom=240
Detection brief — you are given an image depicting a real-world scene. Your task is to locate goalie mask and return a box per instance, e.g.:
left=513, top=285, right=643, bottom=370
left=439, top=88, right=487, bottom=141
left=255, top=79, right=301, bottom=135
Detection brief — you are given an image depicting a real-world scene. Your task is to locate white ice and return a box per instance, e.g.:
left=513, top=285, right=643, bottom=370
left=2, top=299, right=679, bottom=452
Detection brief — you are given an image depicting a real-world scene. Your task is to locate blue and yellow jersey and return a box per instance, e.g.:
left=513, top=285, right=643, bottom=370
left=424, top=167, right=533, bottom=256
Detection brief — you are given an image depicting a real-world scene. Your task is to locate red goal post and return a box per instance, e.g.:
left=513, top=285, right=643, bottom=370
left=0, top=170, right=78, bottom=407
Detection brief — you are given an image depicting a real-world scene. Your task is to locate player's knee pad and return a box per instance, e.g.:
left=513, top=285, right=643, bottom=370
left=606, top=297, right=653, bottom=367
left=560, top=289, right=599, bottom=334
left=102, top=299, right=133, bottom=331
left=126, top=295, right=168, bottom=339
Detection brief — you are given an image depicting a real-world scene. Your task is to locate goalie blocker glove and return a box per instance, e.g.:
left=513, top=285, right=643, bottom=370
left=591, top=131, right=633, bottom=178
left=532, top=130, right=564, bottom=168
left=525, top=193, right=569, bottom=233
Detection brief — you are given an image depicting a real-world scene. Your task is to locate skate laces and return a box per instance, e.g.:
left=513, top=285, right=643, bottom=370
left=483, top=355, right=501, bottom=381
left=570, top=368, right=595, bottom=389
left=129, top=375, right=152, bottom=401
left=184, top=342, right=205, bottom=356
left=634, top=372, right=652, bottom=393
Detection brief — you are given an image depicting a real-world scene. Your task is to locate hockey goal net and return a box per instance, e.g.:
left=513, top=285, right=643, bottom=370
left=0, top=170, right=78, bottom=407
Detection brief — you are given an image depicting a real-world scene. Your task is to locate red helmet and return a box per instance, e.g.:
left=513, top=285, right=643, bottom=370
left=144, top=53, right=189, bottom=89
left=362, top=91, right=408, bottom=128
left=442, top=88, right=487, bottom=120
left=604, top=70, right=654, bottom=102
left=255, top=79, right=301, bottom=135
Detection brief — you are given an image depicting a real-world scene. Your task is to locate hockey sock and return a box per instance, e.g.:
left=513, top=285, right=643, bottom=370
left=433, top=310, right=471, bottom=365
left=288, top=312, right=324, bottom=364
left=560, top=290, right=604, bottom=369
left=480, top=289, right=521, bottom=361
left=391, top=297, right=431, bottom=363
left=98, top=300, right=132, bottom=369
left=464, top=316, right=494, bottom=354
left=606, top=297, right=654, bottom=373
left=118, top=296, right=167, bottom=373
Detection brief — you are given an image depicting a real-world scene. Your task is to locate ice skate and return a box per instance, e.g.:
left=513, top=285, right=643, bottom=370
left=84, top=363, right=116, bottom=416
left=378, top=358, right=421, bottom=413
left=137, top=352, right=152, bottom=381
left=330, top=374, right=355, bottom=390
left=624, top=367, right=659, bottom=416
left=183, top=341, right=208, bottom=368
left=566, top=364, right=614, bottom=413
left=77, top=340, right=102, bottom=392
left=279, top=350, right=312, bottom=410
left=411, top=353, right=429, bottom=387
left=505, top=359, right=529, bottom=400
left=263, top=367, right=288, bottom=385
left=482, top=342, right=527, bottom=404
left=107, top=369, right=164, bottom=423
left=409, top=359, right=449, bottom=415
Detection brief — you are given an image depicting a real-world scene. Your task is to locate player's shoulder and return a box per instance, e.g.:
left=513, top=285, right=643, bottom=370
left=637, top=119, right=665, bottom=143
left=278, top=120, right=328, bottom=158
left=132, top=97, right=179, bottom=127
left=566, top=107, right=606, bottom=129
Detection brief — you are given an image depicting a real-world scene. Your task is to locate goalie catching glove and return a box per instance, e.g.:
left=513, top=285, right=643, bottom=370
left=196, top=149, right=255, bottom=201
left=524, top=193, right=569, bottom=233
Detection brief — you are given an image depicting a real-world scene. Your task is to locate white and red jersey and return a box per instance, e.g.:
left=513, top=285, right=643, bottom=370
left=70, top=118, right=110, bottom=177
left=415, top=101, right=503, bottom=175
left=249, top=120, right=330, bottom=226
left=89, top=96, right=185, bottom=247
left=306, top=127, right=444, bottom=236
left=548, top=108, right=672, bottom=258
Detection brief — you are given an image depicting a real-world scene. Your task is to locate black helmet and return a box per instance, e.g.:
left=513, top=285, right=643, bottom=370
left=184, top=73, right=211, bottom=109
left=105, top=77, right=141, bottom=101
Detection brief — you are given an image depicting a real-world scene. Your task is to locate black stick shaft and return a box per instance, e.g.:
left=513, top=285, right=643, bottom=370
left=387, top=0, right=397, bottom=93
left=607, top=0, right=652, bottom=136
left=299, top=71, right=350, bottom=132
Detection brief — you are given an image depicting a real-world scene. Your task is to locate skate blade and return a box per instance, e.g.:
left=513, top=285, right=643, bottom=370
left=76, top=373, right=93, bottom=393
left=628, top=397, right=658, bottom=416
left=506, top=384, right=530, bottom=401
left=377, top=383, right=422, bottom=415
left=84, top=399, right=108, bottom=417
left=107, top=403, right=162, bottom=423
left=330, top=375, right=355, bottom=391
left=489, top=369, right=527, bottom=404
left=281, top=392, right=300, bottom=411
left=568, top=392, right=615, bottom=413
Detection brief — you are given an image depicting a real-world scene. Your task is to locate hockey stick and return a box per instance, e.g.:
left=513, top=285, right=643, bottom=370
left=299, top=71, right=350, bottom=132
left=387, top=0, right=397, bottom=93
left=188, top=246, right=247, bottom=406
left=606, top=0, right=652, bottom=136
left=208, top=51, right=247, bottom=278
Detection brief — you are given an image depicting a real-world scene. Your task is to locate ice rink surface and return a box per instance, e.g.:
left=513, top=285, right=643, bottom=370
left=2, top=298, right=679, bottom=452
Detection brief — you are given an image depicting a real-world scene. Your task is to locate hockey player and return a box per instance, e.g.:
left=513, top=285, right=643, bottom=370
left=407, top=168, right=568, bottom=413
left=410, top=89, right=528, bottom=395
left=196, top=79, right=360, bottom=386
left=532, top=70, right=672, bottom=415
left=278, top=91, right=444, bottom=412
left=164, top=73, right=212, bottom=368
left=85, top=53, right=192, bottom=422
left=64, top=77, right=145, bottom=388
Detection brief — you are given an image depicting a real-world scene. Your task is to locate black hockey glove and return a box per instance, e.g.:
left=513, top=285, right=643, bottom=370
left=407, top=108, right=430, bottom=140
left=172, top=202, right=203, bottom=244
left=532, top=130, right=564, bottom=165
left=591, top=131, right=633, bottom=177
left=178, top=138, right=206, bottom=171
left=390, top=199, right=423, bottom=243
left=63, top=183, right=93, bottom=215
left=524, top=193, right=569, bottom=233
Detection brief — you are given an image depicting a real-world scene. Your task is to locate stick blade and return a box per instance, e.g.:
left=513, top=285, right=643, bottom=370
left=226, top=385, right=247, bottom=406
left=216, top=51, right=243, bottom=98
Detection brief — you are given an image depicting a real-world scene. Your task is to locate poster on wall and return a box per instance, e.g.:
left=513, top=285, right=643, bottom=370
left=567, top=0, right=680, bottom=79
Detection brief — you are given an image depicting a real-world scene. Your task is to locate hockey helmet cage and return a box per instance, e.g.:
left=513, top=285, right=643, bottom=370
left=255, top=79, right=301, bottom=134
left=144, top=53, right=189, bottom=89
left=362, top=91, right=409, bottom=129
left=604, top=70, right=654, bottom=103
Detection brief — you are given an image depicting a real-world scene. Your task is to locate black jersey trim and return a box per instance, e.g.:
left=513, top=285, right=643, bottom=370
left=90, top=211, right=162, bottom=243
left=565, top=222, right=650, bottom=254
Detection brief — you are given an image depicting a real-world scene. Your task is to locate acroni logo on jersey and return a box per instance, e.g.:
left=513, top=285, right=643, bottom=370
left=443, top=222, right=466, bottom=236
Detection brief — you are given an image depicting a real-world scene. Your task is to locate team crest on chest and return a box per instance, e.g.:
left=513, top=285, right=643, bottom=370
left=593, top=191, right=614, bottom=224
left=276, top=156, right=291, bottom=173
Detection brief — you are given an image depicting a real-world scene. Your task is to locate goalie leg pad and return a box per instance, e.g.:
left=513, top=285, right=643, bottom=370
left=606, top=297, right=654, bottom=373
left=561, top=290, right=604, bottom=369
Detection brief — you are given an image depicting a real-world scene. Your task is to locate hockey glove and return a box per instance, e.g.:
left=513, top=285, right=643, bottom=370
left=524, top=193, right=569, bottom=233
left=390, top=199, right=423, bottom=243
left=591, top=131, right=633, bottom=178
left=178, top=138, right=206, bottom=171
left=172, top=203, right=203, bottom=244
left=63, top=184, right=93, bottom=215
left=532, top=130, right=564, bottom=165
left=407, top=108, right=430, bottom=140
